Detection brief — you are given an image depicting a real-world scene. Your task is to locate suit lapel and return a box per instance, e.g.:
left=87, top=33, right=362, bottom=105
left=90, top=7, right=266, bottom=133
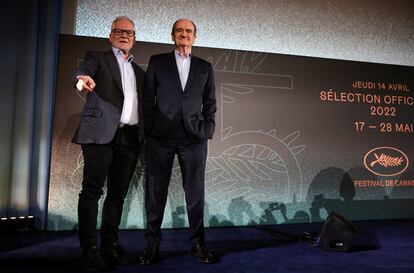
left=105, top=50, right=123, bottom=95
left=184, top=56, right=197, bottom=92
left=168, top=52, right=183, bottom=91
left=132, top=63, right=140, bottom=94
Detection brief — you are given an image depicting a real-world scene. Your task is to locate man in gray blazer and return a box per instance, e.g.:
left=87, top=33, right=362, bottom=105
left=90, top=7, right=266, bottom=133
left=140, top=18, right=218, bottom=265
left=72, top=16, right=145, bottom=272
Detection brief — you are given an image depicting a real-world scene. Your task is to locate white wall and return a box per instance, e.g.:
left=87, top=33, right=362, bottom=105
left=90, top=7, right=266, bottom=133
left=67, top=0, right=414, bottom=66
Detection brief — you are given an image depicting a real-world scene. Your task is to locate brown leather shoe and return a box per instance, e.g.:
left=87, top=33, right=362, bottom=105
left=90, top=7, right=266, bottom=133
left=139, top=245, right=159, bottom=265
left=191, top=244, right=219, bottom=264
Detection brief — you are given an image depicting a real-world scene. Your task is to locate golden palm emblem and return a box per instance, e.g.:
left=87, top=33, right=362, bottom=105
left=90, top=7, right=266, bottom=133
left=370, top=153, right=403, bottom=167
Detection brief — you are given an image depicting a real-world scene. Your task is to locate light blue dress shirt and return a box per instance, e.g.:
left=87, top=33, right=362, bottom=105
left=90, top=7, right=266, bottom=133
left=175, top=50, right=191, bottom=91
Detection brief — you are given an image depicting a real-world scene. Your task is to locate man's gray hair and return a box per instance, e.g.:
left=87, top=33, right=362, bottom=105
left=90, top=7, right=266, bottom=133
left=111, top=16, right=135, bottom=30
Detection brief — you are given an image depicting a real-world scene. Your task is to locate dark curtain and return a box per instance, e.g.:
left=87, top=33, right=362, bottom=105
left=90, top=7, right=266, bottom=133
left=0, top=0, right=63, bottom=230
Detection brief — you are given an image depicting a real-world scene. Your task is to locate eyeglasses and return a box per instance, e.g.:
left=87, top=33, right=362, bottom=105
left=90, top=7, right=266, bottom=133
left=111, top=28, right=135, bottom=37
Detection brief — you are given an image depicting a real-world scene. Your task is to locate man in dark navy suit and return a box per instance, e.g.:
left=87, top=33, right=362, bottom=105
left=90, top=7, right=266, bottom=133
left=140, top=18, right=218, bottom=265
left=72, top=16, right=145, bottom=272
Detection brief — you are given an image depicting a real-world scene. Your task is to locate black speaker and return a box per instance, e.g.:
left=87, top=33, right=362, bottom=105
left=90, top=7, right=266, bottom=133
left=318, top=212, right=357, bottom=252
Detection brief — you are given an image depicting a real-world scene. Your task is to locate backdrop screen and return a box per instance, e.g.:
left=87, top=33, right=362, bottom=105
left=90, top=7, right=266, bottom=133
left=48, top=35, right=414, bottom=230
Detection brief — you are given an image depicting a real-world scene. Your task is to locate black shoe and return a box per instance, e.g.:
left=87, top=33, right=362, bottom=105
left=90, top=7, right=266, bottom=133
left=139, top=245, right=159, bottom=265
left=191, top=244, right=219, bottom=264
left=81, top=246, right=110, bottom=272
left=100, top=243, right=136, bottom=266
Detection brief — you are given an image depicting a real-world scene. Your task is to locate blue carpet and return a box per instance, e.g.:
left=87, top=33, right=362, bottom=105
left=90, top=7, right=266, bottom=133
left=1, top=219, right=413, bottom=273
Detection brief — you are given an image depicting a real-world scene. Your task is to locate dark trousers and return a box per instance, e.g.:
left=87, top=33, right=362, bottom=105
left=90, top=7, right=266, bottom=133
left=78, top=126, right=140, bottom=250
left=145, top=136, right=207, bottom=249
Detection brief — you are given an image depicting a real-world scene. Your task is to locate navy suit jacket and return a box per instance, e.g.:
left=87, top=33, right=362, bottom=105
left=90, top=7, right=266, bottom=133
left=72, top=50, right=145, bottom=144
left=143, top=51, right=216, bottom=143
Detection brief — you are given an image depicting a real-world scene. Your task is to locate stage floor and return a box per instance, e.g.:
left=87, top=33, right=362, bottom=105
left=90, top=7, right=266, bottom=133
left=1, top=219, right=413, bottom=273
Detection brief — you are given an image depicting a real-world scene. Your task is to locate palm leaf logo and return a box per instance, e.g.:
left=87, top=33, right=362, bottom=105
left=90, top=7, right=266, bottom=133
left=370, top=153, right=403, bottom=167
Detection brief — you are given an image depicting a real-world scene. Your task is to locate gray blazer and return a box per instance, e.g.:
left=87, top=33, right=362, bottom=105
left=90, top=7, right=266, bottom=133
left=72, top=50, right=145, bottom=144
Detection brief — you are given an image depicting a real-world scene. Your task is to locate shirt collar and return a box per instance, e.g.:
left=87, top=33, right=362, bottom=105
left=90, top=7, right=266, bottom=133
left=112, top=47, right=134, bottom=62
left=175, top=50, right=191, bottom=59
